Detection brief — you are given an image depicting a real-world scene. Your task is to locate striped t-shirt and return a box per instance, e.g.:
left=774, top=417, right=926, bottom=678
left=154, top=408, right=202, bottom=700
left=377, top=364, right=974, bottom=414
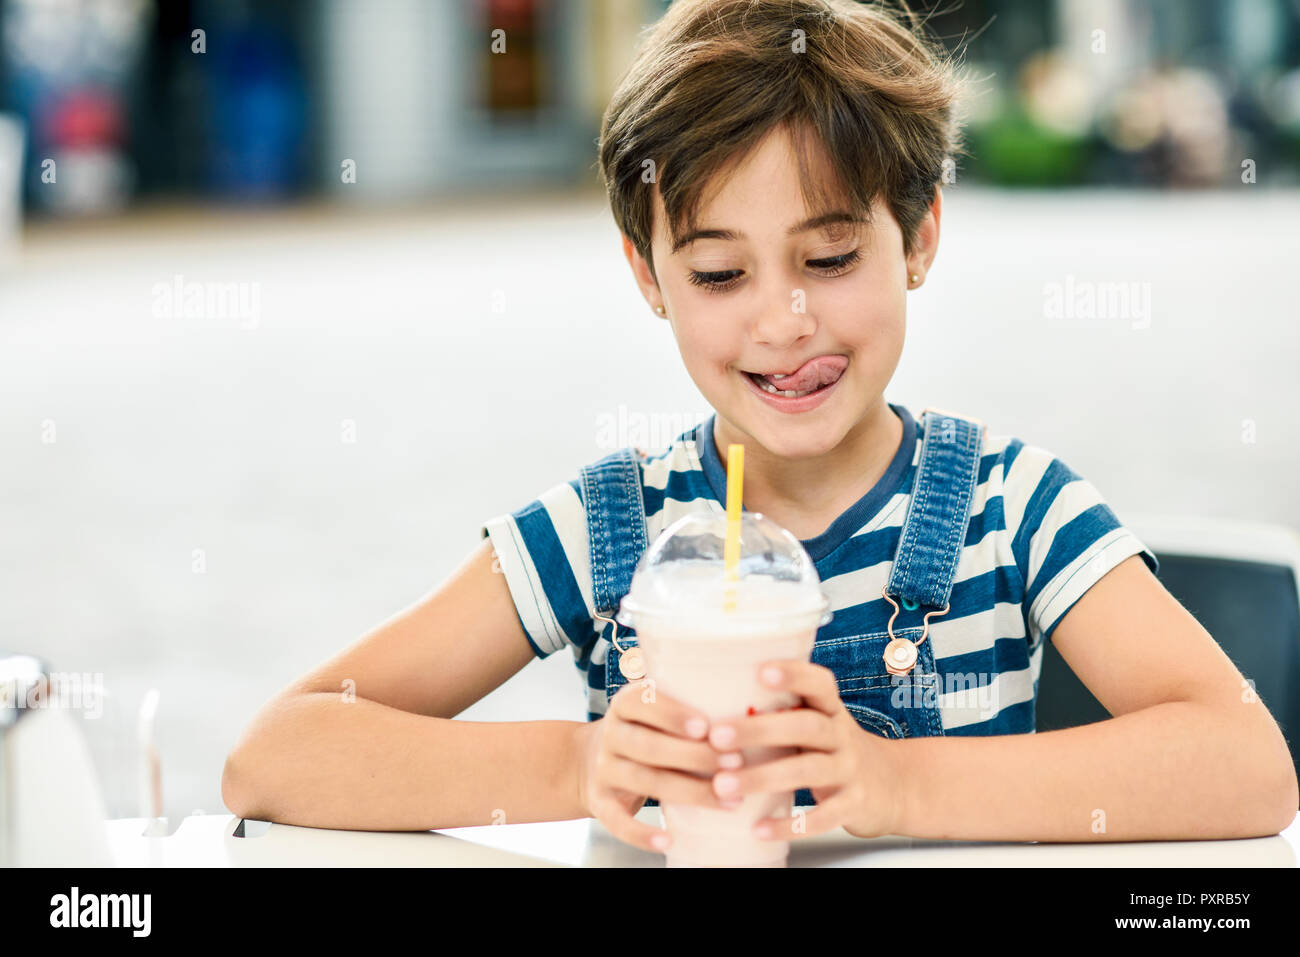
left=480, top=403, right=1158, bottom=734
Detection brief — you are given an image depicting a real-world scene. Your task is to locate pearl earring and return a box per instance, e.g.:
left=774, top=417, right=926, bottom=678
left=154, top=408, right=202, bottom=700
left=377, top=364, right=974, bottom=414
left=909, top=273, right=919, bottom=285
left=655, top=305, right=666, bottom=316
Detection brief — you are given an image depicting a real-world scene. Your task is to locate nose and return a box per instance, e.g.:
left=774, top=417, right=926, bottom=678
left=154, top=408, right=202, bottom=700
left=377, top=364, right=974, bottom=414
left=750, top=280, right=816, bottom=349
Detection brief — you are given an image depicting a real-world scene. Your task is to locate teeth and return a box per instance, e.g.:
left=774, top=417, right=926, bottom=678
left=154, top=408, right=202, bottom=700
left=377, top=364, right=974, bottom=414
left=751, top=372, right=816, bottom=398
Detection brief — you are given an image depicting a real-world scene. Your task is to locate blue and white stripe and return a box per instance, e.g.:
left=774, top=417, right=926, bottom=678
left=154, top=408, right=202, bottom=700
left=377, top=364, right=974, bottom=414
left=481, top=404, right=1157, bottom=734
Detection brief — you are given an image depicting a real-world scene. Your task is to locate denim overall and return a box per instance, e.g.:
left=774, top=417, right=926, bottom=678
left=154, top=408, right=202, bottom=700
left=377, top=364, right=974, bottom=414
left=580, top=408, right=985, bottom=808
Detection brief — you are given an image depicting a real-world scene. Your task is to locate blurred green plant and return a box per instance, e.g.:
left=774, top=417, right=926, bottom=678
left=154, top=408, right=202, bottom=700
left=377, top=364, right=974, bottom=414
left=966, top=108, right=1095, bottom=186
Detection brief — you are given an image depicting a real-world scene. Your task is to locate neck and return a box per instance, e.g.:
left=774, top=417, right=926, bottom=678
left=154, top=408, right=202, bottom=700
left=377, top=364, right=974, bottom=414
left=712, top=399, right=902, bottom=532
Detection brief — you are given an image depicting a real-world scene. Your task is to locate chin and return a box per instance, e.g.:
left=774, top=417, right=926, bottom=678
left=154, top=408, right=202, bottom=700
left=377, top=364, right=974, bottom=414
left=737, top=415, right=845, bottom=460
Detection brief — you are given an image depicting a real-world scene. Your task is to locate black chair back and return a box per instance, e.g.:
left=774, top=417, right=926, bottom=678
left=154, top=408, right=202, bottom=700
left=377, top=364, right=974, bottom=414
left=1036, top=554, right=1300, bottom=798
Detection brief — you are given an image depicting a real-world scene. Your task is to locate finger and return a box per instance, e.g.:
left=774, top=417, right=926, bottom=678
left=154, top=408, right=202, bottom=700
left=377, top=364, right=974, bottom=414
left=712, top=751, right=840, bottom=801
left=752, top=793, right=859, bottom=841
left=592, top=792, right=671, bottom=853
left=756, top=660, right=843, bottom=716
left=707, top=707, right=834, bottom=753
left=610, top=681, right=710, bottom=741
left=606, top=754, right=735, bottom=809
left=609, top=719, right=741, bottom=775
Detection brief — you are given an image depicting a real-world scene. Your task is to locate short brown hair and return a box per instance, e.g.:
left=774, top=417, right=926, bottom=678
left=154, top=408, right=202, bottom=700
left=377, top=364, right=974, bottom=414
left=598, top=0, right=964, bottom=285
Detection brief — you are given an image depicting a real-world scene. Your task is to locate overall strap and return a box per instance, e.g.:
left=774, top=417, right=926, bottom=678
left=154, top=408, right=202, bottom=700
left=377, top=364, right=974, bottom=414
left=579, top=446, right=650, bottom=617
left=886, top=407, right=985, bottom=610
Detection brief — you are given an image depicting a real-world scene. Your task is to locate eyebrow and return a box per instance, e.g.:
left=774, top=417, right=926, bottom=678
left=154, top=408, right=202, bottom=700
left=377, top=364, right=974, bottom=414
left=670, top=211, right=865, bottom=254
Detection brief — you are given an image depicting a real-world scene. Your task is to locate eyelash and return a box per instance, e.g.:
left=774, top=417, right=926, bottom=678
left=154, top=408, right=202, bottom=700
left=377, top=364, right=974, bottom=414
left=687, top=249, right=862, bottom=293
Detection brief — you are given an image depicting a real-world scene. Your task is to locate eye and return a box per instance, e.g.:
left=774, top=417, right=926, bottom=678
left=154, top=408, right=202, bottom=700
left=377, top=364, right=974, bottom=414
left=807, top=249, right=862, bottom=276
left=687, top=269, right=743, bottom=293
left=686, top=249, right=862, bottom=294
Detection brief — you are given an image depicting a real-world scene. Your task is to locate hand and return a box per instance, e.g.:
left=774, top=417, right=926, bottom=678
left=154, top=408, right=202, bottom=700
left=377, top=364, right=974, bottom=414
left=704, top=660, right=906, bottom=841
left=575, top=680, right=746, bottom=853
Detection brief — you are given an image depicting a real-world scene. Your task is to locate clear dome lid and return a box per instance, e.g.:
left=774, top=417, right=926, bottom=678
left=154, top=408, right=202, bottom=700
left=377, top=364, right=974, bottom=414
left=616, top=510, right=833, bottom=632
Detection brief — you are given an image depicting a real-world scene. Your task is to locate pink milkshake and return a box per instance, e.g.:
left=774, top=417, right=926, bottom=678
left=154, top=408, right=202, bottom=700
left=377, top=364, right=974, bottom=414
left=616, top=511, right=832, bottom=867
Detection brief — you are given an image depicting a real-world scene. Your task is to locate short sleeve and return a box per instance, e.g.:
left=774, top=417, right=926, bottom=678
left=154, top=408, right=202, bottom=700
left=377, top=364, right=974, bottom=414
left=480, top=478, right=599, bottom=660
left=1001, top=441, right=1159, bottom=649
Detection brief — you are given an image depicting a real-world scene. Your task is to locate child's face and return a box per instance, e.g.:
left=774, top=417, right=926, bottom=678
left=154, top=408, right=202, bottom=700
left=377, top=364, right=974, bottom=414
left=623, top=125, right=939, bottom=460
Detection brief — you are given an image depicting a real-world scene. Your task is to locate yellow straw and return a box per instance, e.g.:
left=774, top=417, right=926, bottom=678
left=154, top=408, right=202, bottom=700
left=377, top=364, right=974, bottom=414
left=723, top=443, right=744, bottom=612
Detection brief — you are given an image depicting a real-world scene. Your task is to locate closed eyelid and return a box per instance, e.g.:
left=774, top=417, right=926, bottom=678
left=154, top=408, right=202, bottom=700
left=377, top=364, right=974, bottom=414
left=688, top=245, right=860, bottom=269
left=810, top=248, right=859, bottom=261
left=687, top=247, right=861, bottom=292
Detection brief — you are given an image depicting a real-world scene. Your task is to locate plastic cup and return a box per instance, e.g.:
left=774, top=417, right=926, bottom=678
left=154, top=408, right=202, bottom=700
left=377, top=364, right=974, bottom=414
left=617, top=511, right=832, bottom=867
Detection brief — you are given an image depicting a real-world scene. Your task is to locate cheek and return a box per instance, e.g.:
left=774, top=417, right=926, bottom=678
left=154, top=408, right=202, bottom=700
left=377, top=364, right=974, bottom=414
left=826, top=279, right=904, bottom=345
left=833, top=297, right=893, bottom=332
left=672, top=311, right=735, bottom=370
left=841, top=255, right=905, bottom=309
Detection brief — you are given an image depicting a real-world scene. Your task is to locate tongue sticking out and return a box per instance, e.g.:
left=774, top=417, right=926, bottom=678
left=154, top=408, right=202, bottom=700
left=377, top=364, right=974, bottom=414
left=760, top=355, right=848, bottom=393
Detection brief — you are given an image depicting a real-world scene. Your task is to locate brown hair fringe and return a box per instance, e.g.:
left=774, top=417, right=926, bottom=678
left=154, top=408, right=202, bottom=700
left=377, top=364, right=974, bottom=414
left=598, top=0, right=966, bottom=284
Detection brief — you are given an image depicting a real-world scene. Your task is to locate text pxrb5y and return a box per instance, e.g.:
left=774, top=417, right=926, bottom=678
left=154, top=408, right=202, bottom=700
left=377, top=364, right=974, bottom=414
left=1131, top=892, right=1251, bottom=909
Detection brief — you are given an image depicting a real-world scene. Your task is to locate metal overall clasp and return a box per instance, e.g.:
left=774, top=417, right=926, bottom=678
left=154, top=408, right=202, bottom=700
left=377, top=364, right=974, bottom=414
left=593, top=610, right=645, bottom=680
left=880, top=587, right=949, bottom=676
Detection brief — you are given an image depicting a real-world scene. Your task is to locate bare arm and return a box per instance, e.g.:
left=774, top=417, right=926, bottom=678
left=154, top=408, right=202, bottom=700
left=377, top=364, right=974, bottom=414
left=221, top=538, right=591, bottom=830
left=892, top=556, right=1299, bottom=841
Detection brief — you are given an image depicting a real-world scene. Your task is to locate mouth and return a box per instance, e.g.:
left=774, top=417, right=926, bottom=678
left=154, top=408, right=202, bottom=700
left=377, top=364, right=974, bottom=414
left=738, top=355, right=847, bottom=413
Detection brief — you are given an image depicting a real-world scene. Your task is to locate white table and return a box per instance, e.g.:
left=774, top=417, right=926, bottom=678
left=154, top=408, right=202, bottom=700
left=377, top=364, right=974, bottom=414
left=104, top=808, right=1300, bottom=867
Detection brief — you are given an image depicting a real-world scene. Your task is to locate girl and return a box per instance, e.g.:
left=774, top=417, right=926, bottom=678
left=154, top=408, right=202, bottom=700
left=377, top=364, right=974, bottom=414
left=223, top=0, right=1297, bottom=853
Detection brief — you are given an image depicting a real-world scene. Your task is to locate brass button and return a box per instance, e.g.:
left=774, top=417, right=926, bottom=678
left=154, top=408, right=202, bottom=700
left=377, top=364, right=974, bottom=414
left=618, top=648, right=646, bottom=680
left=883, top=638, right=917, bottom=675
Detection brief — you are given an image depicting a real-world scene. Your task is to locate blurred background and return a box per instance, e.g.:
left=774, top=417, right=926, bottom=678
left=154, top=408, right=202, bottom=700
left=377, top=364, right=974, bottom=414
left=2, top=0, right=1298, bottom=826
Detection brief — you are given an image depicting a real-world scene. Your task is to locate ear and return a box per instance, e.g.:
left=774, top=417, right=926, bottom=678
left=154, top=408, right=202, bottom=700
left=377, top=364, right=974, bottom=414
left=621, top=233, right=663, bottom=312
left=906, top=186, right=942, bottom=281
